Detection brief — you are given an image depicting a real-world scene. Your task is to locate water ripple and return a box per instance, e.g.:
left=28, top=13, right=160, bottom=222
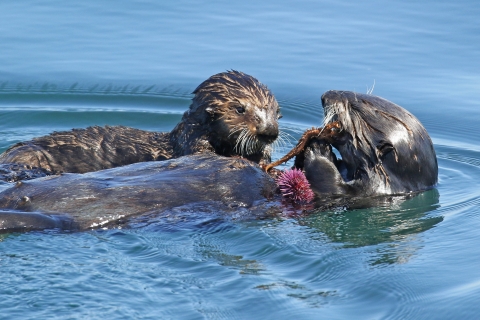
left=1, top=83, right=480, bottom=319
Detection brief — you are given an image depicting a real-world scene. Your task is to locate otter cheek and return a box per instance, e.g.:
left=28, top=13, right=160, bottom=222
left=213, top=120, right=234, bottom=143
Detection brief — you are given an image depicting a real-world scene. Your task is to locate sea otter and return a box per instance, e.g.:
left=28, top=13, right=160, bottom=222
left=0, top=154, right=280, bottom=232
left=0, top=91, right=439, bottom=233
left=269, top=91, right=438, bottom=197
left=0, top=71, right=280, bottom=179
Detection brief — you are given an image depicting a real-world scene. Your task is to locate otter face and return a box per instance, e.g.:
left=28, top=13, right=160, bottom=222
left=192, top=70, right=281, bottom=163
left=316, top=90, right=438, bottom=195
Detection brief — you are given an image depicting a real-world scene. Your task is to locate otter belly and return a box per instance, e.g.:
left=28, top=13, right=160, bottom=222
left=0, top=154, right=279, bottom=233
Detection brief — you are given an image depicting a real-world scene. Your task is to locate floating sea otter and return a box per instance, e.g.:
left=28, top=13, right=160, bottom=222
left=0, top=91, right=438, bottom=233
left=0, top=70, right=281, bottom=181
left=0, top=154, right=278, bottom=232
left=267, top=90, right=438, bottom=197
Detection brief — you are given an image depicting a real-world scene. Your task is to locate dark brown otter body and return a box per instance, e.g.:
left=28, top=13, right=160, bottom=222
left=0, top=71, right=280, bottom=177
left=269, top=91, right=438, bottom=198
left=0, top=154, right=280, bottom=232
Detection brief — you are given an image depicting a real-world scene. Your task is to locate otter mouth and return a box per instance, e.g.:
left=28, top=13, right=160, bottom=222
left=293, top=122, right=357, bottom=184
left=317, top=114, right=364, bottom=182
left=256, top=133, right=278, bottom=145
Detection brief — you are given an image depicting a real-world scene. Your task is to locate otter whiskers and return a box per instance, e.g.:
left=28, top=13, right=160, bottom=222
left=228, top=126, right=244, bottom=139
left=271, top=131, right=295, bottom=155
left=233, top=127, right=264, bottom=156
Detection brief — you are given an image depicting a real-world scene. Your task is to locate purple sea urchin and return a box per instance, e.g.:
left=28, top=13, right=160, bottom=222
left=276, top=168, right=314, bottom=203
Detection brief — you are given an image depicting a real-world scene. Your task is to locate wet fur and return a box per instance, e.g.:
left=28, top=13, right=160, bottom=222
left=0, top=71, right=280, bottom=175
left=318, top=90, right=437, bottom=195
left=170, top=70, right=280, bottom=164
left=271, top=91, right=438, bottom=197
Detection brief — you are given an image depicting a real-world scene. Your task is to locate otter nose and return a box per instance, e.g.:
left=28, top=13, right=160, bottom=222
left=253, top=108, right=279, bottom=143
left=257, top=122, right=278, bottom=143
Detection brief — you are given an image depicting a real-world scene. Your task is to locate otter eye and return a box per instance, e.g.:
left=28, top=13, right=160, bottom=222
left=275, top=106, right=282, bottom=119
left=236, top=106, right=246, bottom=114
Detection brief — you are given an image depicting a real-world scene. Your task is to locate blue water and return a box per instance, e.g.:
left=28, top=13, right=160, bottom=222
left=1, top=1, right=480, bottom=319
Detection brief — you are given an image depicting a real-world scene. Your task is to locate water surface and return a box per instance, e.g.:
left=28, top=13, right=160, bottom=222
left=1, top=1, right=480, bottom=319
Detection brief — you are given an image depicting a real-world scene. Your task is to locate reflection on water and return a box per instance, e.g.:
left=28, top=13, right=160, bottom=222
left=302, top=189, right=442, bottom=264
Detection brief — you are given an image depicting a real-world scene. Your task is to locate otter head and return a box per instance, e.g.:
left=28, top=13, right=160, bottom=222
left=171, top=70, right=281, bottom=164
left=303, top=90, right=438, bottom=196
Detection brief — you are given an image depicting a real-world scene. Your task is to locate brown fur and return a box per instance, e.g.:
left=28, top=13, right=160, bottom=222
left=170, top=70, right=280, bottom=163
left=0, top=71, right=280, bottom=175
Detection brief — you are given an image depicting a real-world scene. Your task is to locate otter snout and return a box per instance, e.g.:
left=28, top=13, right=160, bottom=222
left=253, top=109, right=279, bottom=143
left=256, top=123, right=279, bottom=143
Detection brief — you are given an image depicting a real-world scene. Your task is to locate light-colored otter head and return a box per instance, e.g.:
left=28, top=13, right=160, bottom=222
left=171, top=70, right=281, bottom=164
